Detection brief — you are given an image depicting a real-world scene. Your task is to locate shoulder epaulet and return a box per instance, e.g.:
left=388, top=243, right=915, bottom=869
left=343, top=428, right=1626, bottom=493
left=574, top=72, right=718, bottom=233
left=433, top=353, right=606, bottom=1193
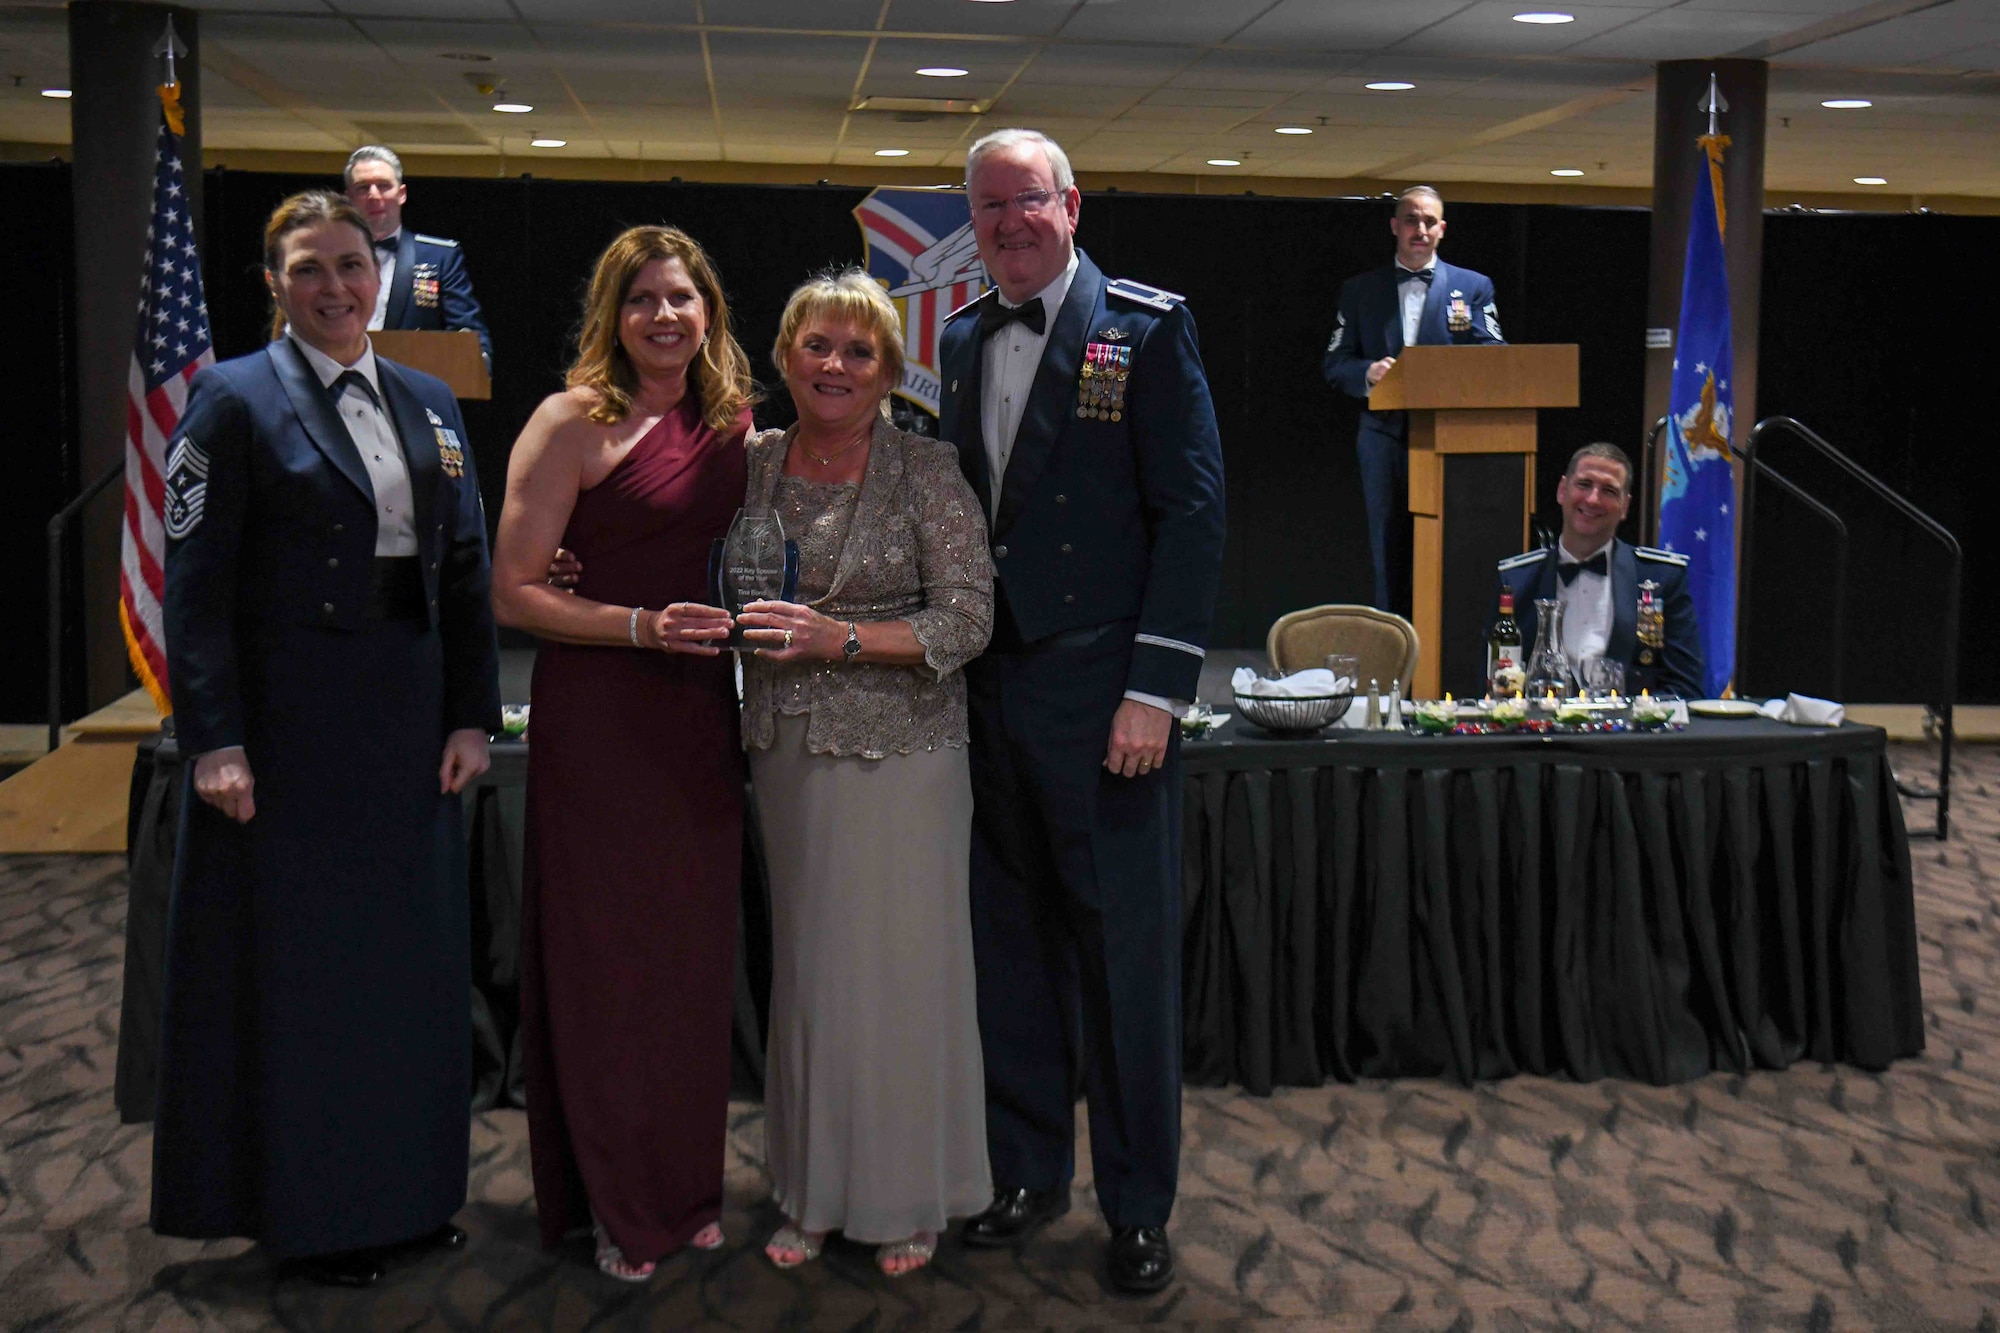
left=946, top=288, right=995, bottom=322
left=1497, top=549, right=1549, bottom=572
left=1635, top=545, right=1690, bottom=567
left=1105, top=278, right=1184, bottom=312
left=413, top=233, right=459, bottom=249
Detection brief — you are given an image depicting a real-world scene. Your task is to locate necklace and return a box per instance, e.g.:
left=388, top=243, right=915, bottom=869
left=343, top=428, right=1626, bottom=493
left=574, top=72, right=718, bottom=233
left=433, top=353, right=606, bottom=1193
left=797, top=431, right=869, bottom=466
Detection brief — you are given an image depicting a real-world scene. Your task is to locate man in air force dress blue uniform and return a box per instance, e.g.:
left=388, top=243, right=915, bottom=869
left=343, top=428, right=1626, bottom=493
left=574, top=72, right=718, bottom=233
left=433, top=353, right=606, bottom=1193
left=345, top=145, right=493, bottom=371
left=938, top=128, right=1226, bottom=1295
left=1323, top=185, right=1503, bottom=614
left=1491, top=442, right=1704, bottom=699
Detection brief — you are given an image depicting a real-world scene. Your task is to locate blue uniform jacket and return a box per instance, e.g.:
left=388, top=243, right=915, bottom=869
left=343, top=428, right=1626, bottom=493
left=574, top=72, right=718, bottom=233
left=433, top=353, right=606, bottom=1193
left=1322, top=259, right=1503, bottom=440
left=937, top=250, right=1227, bottom=702
left=163, top=338, right=503, bottom=754
left=1490, top=538, right=1704, bottom=698
left=384, top=230, right=492, bottom=367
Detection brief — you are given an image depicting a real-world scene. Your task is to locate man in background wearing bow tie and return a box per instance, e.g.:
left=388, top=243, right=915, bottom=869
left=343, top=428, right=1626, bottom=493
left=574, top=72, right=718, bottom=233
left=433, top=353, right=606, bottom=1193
left=937, top=128, right=1226, bottom=1295
left=1323, top=185, right=1504, bottom=615
left=343, top=146, right=493, bottom=373
left=1492, top=443, right=1704, bottom=698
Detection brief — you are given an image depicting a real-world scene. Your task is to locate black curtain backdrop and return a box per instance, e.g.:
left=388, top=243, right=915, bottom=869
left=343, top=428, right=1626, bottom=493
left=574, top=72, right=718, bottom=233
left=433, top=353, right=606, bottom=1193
left=3, top=163, right=1989, bottom=720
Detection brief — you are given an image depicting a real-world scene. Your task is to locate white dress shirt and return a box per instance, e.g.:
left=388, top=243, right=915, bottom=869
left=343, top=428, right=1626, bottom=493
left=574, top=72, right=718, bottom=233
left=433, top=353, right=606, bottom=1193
left=980, top=250, right=1079, bottom=523
left=1556, top=536, right=1614, bottom=664
left=369, top=230, right=399, bottom=330
left=1397, top=261, right=1435, bottom=346
left=289, top=334, right=418, bottom=556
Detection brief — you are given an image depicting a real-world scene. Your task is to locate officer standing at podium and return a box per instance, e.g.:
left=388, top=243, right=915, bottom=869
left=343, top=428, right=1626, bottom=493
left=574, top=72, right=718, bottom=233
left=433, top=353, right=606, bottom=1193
left=343, top=146, right=493, bottom=372
left=1323, top=185, right=1503, bottom=614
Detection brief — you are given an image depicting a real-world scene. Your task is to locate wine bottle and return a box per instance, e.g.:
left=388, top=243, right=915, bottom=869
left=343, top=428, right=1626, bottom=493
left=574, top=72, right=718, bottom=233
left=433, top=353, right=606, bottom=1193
left=1488, top=590, right=1524, bottom=698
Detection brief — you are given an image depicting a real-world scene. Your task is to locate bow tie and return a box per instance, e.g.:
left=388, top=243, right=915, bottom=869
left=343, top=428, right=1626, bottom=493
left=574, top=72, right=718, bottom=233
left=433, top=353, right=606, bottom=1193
left=328, top=369, right=381, bottom=410
left=1396, top=267, right=1434, bottom=285
left=1558, top=550, right=1608, bottom=585
left=979, top=297, right=1046, bottom=338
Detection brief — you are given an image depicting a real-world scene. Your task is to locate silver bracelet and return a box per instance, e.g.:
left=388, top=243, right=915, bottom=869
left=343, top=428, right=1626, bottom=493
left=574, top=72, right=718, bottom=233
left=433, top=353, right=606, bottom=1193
left=628, top=606, right=643, bottom=647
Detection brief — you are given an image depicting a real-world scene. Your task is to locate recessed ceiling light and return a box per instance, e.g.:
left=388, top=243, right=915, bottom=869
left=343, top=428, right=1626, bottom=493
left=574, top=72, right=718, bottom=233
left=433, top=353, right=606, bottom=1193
left=1821, top=98, right=1872, bottom=109
left=1274, top=126, right=1312, bottom=135
left=1365, top=81, right=1416, bottom=91
left=1853, top=176, right=1888, bottom=185
left=41, top=88, right=71, bottom=99
left=1550, top=168, right=1585, bottom=177
left=492, top=101, right=533, bottom=113
left=876, top=148, right=911, bottom=157
left=531, top=138, right=566, bottom=148
left=916, top=67, right=969, bottom=78
left=1512, top=11, right=1576, bottom=22
left=1207, top=158, right=1241, bottom=167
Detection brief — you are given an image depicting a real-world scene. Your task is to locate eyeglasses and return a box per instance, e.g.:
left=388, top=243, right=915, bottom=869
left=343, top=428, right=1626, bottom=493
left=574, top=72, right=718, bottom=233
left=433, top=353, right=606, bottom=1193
left=975, top=188, right=1064, bottom=220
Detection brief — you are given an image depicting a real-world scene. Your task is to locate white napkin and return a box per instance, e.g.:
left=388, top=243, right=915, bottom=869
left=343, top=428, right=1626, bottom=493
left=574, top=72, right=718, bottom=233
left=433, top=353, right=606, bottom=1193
left=1231, top=666, right=1355, bottom=698
left=1757, top=692, right=1845, bottom=727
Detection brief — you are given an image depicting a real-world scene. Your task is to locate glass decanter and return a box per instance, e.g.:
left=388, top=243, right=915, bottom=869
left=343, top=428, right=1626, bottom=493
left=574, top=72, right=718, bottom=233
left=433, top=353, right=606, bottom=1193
left=1526, top=598, right=1577, bottom=704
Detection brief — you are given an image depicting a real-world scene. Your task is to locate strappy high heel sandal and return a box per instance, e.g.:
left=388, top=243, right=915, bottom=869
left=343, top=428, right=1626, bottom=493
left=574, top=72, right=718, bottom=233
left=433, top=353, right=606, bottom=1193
left=764, top=1222, right=825, bottom=1269
left=876, top=1231, right=937, bottom=1278
left=593, top=1221, right=656, bottom=1283
left=690, top=1222, right=725, bottom=1252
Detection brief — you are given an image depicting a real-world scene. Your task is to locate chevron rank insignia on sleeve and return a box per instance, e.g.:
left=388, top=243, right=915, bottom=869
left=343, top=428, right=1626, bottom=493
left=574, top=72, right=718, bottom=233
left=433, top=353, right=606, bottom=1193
left=163, top=435, right=209, bottom=540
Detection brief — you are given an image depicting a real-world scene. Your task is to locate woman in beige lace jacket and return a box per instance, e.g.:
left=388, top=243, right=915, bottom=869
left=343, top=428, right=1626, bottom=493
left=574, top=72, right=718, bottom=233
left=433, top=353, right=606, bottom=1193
left=729, top=269, right=994, bottom=1277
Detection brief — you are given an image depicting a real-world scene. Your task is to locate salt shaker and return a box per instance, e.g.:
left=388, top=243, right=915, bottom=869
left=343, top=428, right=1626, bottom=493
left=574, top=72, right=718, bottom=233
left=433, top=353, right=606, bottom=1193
left=1365, top=678, right=1381, bottom=730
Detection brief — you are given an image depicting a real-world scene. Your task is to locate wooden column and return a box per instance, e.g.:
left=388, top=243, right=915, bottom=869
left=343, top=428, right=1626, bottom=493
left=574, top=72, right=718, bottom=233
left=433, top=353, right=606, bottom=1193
left=1641, top=58, right=1765, bottom=540
left=68, top=2, right=202, bottom=708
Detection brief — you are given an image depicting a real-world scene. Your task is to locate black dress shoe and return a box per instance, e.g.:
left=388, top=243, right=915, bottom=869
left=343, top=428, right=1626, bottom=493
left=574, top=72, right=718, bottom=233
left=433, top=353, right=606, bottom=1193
left=410, top=1223, right=468, bottom=1253
left=961, top=1186, right=1071, bottom=1248
left=1106, top=1225, right=1173, bottom=1295
left=291, top=1249, right=385, bottom=1288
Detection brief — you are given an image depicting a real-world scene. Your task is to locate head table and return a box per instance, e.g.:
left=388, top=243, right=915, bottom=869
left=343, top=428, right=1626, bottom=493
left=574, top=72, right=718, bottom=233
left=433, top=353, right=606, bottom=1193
left=115, top=714, right=1920, bottom=1120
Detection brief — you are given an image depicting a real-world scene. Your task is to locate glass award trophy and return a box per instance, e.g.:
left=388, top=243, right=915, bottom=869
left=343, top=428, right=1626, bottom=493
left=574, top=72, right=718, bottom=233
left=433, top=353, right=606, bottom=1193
left=708, top=506, right=800, bottom=652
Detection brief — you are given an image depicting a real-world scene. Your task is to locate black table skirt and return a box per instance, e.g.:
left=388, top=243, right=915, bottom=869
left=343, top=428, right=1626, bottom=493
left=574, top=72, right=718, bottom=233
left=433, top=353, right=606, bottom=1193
left=116, top=717, right=1922, bottom=1121
left=1178, top=717, right=1923, bottom=1092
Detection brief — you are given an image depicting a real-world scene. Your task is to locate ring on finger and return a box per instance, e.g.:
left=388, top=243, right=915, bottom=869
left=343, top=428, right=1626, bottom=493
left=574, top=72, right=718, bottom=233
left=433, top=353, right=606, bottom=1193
left=784, top=628, right=795, bottom=649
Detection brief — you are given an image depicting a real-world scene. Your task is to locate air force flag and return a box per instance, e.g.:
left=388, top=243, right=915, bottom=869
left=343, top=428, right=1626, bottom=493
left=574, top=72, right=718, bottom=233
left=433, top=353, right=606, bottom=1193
left=1658, top=133, right=1737, bottom=699
left=853, top=188, right=988, bottom=416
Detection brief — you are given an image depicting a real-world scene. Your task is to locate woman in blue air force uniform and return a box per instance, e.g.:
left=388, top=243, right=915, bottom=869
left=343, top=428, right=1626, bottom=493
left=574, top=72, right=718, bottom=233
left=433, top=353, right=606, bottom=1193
left=151, top=191, right=501, bottom=1287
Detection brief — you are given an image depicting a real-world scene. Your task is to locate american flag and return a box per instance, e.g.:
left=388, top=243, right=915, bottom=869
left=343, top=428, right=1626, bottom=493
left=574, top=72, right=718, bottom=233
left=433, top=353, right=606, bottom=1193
left=853, top=188, right=986, bottom=415
left=120, top=93, right=213, bottom=713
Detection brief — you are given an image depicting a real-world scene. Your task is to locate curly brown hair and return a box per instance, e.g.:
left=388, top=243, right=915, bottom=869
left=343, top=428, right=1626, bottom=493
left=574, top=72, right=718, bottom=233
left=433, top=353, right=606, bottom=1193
left=565, top=225, right=756, bottom=432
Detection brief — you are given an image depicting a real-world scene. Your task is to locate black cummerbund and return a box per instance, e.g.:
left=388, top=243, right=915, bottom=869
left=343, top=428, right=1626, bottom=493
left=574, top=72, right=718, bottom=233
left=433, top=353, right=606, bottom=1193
left=366, top=556, right=426, bottom=621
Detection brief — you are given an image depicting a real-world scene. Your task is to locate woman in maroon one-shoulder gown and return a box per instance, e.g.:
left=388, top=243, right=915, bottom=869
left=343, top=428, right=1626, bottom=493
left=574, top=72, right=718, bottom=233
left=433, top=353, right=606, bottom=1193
left=491, top=226, right=755, bottom=1281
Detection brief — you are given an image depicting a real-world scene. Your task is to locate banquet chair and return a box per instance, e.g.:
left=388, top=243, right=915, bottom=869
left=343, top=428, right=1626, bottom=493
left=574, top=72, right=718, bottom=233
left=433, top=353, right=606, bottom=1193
left=1266, top=605, right=1420, bottom=691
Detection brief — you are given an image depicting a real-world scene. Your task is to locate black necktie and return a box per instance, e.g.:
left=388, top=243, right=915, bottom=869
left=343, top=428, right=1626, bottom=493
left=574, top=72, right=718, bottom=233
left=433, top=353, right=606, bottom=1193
left=1396, top=267, right=1434, bottom=285
left=1559, top=551, right=1608, bottom=585
left=330, top=369, right=381, bottom=410
left=979, top=297, right=1046, bottom=338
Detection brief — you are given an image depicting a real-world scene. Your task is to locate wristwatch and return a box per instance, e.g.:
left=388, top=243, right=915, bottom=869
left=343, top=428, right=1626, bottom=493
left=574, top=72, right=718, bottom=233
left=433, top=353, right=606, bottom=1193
left=842, top=622, right=862, bottom=661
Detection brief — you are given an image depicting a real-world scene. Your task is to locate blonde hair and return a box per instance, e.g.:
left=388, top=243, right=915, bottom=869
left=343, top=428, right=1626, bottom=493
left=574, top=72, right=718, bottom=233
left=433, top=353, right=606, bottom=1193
left=262, top=190, right=374, bottom=340
left=565, top=225, right=756, bottom=432
left=770, top=267, right=906, bottom=420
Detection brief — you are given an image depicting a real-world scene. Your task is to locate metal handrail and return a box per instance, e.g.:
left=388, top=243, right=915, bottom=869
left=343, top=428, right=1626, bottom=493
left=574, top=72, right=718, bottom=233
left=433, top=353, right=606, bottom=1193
left=45, top=459, right=124, bottom=755
left=1651, top=414, right=1850, bottom=698
left=1741, top=416, right=1960, bottom=840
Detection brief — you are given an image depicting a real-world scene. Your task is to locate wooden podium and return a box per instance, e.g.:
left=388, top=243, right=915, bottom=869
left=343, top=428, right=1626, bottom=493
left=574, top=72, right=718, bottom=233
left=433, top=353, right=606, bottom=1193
left=1369, top=344, right=1579, bottom=698
left=368, top=329, right=491, bottom=400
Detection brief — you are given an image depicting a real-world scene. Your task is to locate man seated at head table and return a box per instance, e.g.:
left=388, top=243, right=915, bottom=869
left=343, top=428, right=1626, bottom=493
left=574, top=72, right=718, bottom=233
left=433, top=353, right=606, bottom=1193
left=343, top=145, right=493, bottom=372
left=1491, top=442, right=1704, bottom=699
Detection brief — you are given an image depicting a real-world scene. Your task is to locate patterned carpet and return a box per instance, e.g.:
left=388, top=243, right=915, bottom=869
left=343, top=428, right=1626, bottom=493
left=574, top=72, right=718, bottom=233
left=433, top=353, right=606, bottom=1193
left=1, top=740, right=1996, bottom=1331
